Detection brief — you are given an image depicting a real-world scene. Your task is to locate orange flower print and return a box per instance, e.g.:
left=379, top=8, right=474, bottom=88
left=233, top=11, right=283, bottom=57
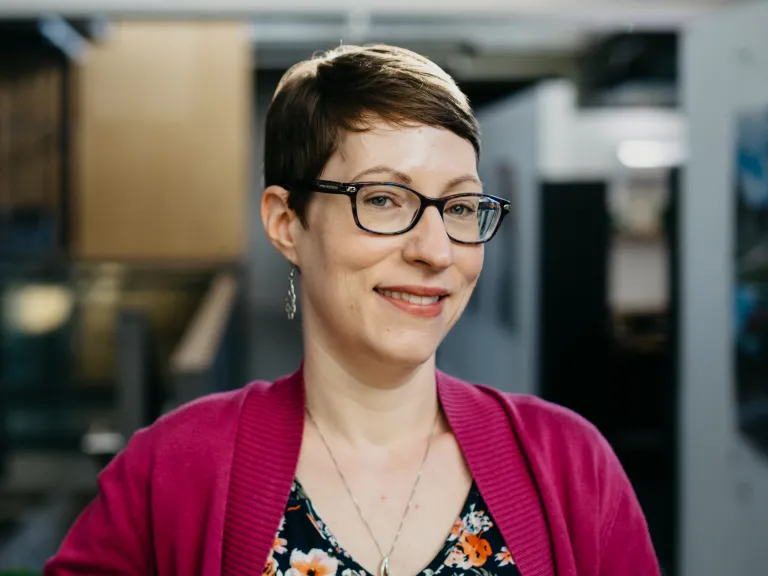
left=273, top=536, right=287, bottom=555
left=286, top=549, right=339, bottom=576
left=463, top=507, right=493, bottom=536
left=496, top=546, right=515, bottom=566
left=263, top=554, right=278, bottom=576
left=460, top=534, right=493, bottom=567
left=445, top=546, right=469, bottom=568
left=449, top=518, right=465, bottom=541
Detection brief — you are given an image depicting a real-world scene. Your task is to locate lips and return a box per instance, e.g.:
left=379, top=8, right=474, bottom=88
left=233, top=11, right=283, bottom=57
left=375, top=285, right=449, bottom=299
left=376, top=289, right=441, bottom=305
left=374, top=285, right=449, bottom=318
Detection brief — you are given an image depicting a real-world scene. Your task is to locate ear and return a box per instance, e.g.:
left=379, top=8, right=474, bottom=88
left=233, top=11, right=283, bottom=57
left=261, top=185, right=301, bottom=265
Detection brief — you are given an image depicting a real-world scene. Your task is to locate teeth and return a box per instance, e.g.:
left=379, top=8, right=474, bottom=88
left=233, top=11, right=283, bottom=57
left=378, top=290, right=441, bottom=305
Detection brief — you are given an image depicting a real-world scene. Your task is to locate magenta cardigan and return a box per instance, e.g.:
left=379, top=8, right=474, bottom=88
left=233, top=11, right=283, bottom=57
left=44, top=367, right=660, bottom=576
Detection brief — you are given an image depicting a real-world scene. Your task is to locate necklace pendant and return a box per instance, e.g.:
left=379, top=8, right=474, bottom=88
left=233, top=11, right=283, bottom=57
left=379, top=557, right=390, bottom=576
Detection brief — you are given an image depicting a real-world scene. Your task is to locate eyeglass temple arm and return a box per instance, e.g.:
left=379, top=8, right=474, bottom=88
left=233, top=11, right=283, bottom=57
left=308, top=181, right=353, bottom=195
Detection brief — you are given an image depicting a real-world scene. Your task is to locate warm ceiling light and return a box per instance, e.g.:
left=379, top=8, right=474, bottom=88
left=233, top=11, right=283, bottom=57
left=5, top=285, right=74, bottom=335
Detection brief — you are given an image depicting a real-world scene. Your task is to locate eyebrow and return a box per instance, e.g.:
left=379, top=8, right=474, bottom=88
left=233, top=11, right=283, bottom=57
left=350, top=165, right=483, bottom=191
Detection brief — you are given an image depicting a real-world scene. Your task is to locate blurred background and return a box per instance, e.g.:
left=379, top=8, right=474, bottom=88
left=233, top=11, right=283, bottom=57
left=0, top=0, right=766, bottom=574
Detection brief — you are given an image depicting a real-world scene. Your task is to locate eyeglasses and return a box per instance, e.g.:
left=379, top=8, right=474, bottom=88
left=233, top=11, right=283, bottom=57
left=304, top=180, right=511, bottom=245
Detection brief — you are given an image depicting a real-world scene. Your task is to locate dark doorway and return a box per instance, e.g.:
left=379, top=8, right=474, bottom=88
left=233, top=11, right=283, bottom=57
left=538, top=181, right=610, bottom=421
left=537, top=176, right=680, bottom=574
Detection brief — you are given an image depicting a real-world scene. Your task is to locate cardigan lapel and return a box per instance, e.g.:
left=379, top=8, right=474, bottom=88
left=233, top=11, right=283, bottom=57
left=221, top=366, right=555, bottom=576
left=437, top=371, right=555, bottom=576
left=222, top=369, right=306, bottom=576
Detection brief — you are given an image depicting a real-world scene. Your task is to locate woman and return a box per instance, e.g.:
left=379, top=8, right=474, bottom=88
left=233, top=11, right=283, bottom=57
left=45, top=45, right=659, bottom=576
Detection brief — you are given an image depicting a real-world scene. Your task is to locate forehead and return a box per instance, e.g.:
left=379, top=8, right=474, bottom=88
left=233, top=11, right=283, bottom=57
left=325, top=122, right=478, bottom=183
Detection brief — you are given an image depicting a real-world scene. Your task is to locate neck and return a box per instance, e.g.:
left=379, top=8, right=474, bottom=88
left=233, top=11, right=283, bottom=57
left=302, top=337, right=441, bottom=448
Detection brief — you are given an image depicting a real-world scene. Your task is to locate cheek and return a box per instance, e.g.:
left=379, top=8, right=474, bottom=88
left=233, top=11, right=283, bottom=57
left=314, top=228, right=393, bottom=278
left=298, top=206, right=395, bottom=301
left=456, top=246, right=484, bottom=287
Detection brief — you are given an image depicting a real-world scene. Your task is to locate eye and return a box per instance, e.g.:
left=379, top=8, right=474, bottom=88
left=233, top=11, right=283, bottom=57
left=368, top=195, right=395, bottom=208
left=447, top=202, right=476, bottom=216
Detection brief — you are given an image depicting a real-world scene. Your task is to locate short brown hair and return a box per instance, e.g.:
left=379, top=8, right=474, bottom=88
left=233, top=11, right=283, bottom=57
left=263, top=44, right=481, bottom=224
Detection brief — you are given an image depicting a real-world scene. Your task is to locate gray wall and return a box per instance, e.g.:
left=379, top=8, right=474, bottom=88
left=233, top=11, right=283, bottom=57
left=247, top=72, right=305, bottom=382
left=682, top=4, right=768, bottom=575
left=439, top=88, right=540, bottom=394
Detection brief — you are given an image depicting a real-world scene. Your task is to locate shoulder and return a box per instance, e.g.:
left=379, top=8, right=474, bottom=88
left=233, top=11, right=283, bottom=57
left=437, top=378, right=657, bottom=570
left=498, top=392, right=624, bottom=489
left=500, top=392, right=609, bottom=454
left=497, top=387, right=623, bottom=487
left=439, top=370, right=606, bottom=451
left=121, top=380, right=275, bottom=468
left=439, top=371, right=626, bottom=508
left=479, top=390, right=658, bottom=571
left=486, top=388, right=638, bottom=545
left=120, top=367, right=304, bottom=474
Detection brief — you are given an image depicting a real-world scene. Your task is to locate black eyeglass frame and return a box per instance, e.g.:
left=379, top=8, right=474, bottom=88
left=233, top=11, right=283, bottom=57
left=303, top=179, right=512, bottom=245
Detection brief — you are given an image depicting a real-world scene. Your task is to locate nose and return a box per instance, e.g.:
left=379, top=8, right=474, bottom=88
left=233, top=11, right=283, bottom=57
left=402, top=206, right=454, bottom=270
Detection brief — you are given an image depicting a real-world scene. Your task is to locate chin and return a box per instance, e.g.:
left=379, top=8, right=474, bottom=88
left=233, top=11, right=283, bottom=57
left=367, top=330, right=441, bottom=369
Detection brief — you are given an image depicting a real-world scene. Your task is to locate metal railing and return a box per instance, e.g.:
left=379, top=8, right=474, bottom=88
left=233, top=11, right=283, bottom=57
left=168, top=271, right=243, bottom=409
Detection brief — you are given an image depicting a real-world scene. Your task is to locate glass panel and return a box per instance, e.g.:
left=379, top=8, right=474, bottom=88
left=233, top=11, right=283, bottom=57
left=735, top=107, right=768, bottom=455
left=356, top=185, right=420, bottom=233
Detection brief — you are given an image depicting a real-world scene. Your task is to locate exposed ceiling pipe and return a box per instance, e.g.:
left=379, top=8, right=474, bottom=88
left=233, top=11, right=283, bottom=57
left=0, top=0, right=731, bottom=22
left=37, top=15, right=90, bottom=61
left=0, top=17, right=96, bottom=61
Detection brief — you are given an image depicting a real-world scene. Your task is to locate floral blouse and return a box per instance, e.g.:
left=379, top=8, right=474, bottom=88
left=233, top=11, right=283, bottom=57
left=263, top=480, right=520, bottom=576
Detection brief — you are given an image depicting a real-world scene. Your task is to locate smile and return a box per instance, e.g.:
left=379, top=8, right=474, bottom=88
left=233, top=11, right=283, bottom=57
left=374, top=286, right=449, bottom=319
left=376, top=290, right=441, bottom=305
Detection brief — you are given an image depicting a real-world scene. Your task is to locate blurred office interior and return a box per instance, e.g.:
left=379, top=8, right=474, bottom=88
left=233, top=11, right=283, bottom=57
left=0, top=0, right=767, bottom=574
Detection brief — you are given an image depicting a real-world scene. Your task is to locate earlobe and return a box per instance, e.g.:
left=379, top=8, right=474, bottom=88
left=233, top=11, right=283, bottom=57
left=261, top=185, right=299, bottom=264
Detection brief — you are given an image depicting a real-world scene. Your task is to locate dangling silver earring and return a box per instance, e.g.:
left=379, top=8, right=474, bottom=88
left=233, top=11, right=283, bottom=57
left=285, top=265, right=297, bottom=320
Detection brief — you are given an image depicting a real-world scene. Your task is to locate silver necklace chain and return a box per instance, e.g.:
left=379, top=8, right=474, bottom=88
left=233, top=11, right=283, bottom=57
left=305, top=408, right=439, bottom=576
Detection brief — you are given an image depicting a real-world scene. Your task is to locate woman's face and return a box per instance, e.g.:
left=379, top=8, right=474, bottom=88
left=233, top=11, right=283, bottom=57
left=283, top=121, right=484, bottom=369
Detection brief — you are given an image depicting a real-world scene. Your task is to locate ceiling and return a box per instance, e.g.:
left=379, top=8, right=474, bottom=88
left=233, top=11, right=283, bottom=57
left=0, top=0, right=745, bottom=95
left=0, top=0, right=739, bottom=20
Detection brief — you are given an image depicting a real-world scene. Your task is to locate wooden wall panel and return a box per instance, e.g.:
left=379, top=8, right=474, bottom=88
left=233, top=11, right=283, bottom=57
left=71, top=21, right=251, bottom=262
left=0, top=64, right=61, bottom=212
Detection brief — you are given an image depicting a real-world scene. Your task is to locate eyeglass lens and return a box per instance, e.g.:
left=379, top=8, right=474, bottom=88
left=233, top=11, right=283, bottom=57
left=355, top=184, right=502, bottom=243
